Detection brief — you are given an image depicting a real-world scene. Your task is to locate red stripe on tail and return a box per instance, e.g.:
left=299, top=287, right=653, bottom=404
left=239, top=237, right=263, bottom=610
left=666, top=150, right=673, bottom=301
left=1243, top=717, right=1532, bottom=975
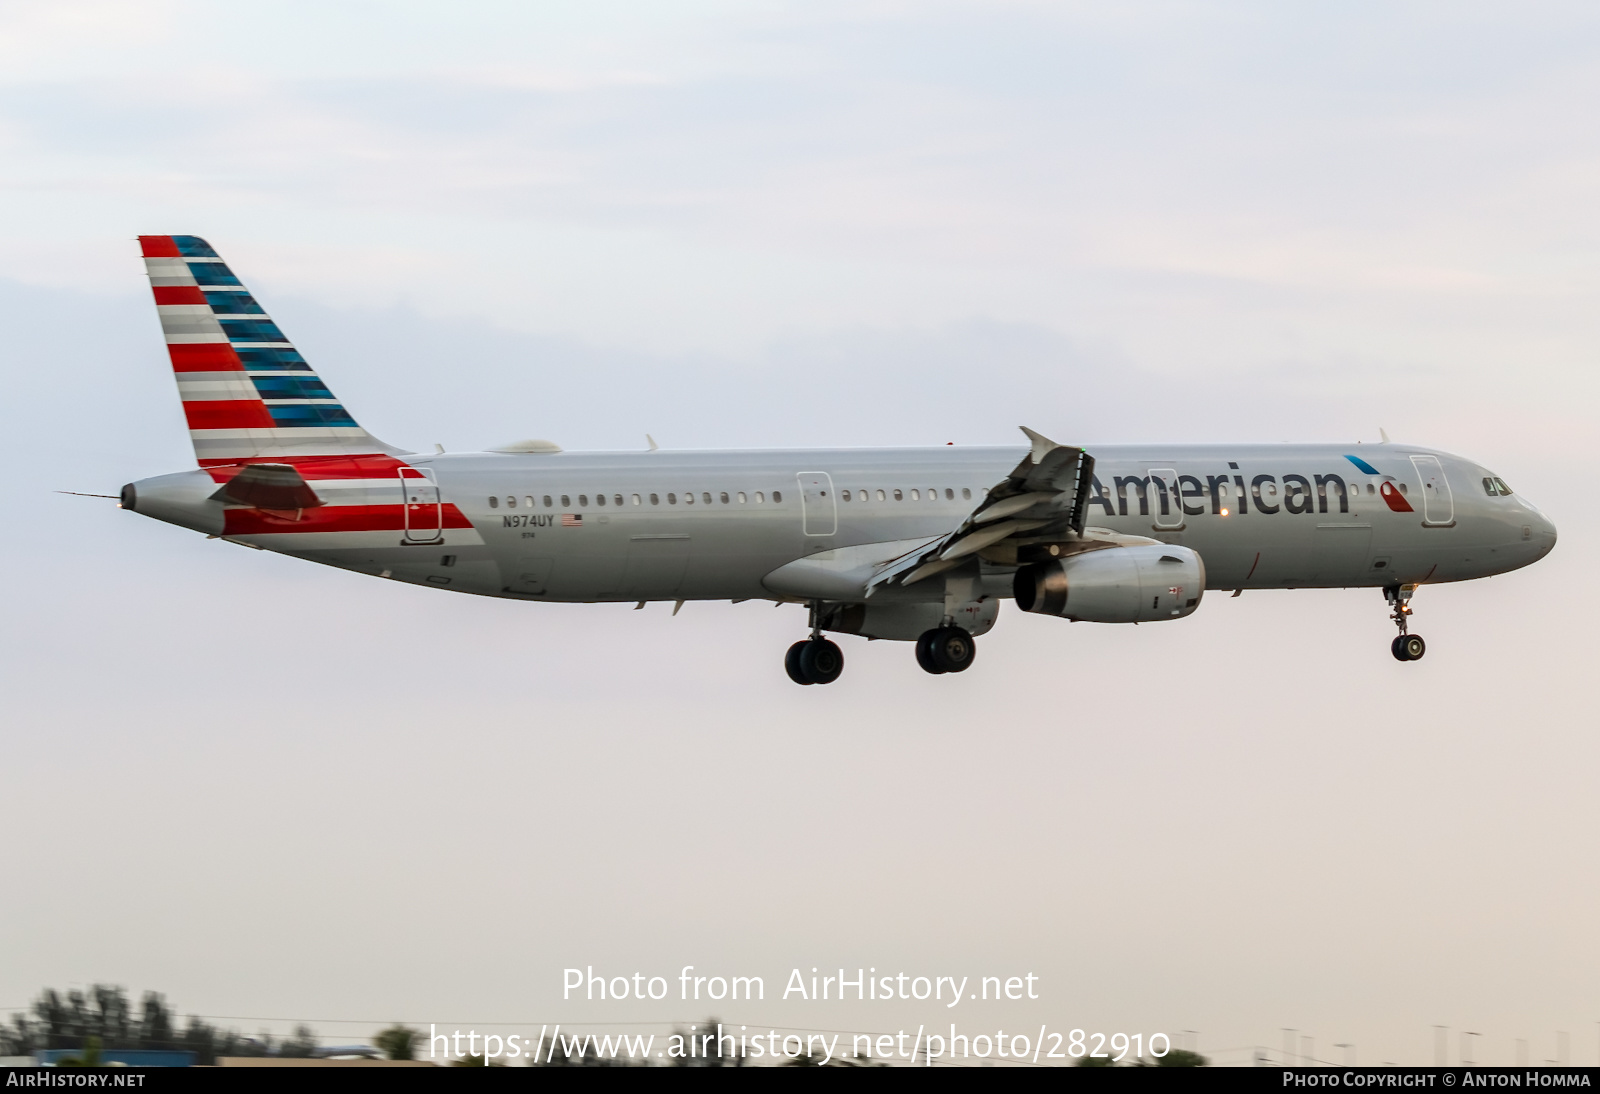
left=139, top=235, right=180, bottom=258
left=202, top=455, right=409, bottom=479
left=167, top=343, right=244, bottom=372
left=153, top=285, right=207, bottom=305
left=223, top=504, right=475, bottom=536
left=184, top=400, right=276, bottom=430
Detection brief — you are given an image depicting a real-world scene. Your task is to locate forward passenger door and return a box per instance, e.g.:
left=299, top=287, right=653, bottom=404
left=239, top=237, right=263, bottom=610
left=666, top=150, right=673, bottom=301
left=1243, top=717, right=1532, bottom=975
left=1410, top=456, right=1454, bottom=526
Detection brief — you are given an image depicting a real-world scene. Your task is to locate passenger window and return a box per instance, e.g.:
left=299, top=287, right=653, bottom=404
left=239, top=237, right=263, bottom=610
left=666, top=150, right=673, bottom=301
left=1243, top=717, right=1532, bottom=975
left=894, top=489, right=903, bottom=501
left=738, top=492, right=747, bottom=503
left=596, top=494, right=606, bottom=506
left=560, top=494, right=570, bottom=507
left=543, top=495, right=553, bottom=507
left=650, top=493, right=660, bottom=505
left=489, top=496, right=499, bottom=508
left=1366, top=484, right=1374, bottom=495
left=720, top=492, right=729, bottom=504
left=773, top=491, right=782, bottom=503
left=579, top=494, right=589, bottom=507
left=755, top=491, right=765, bottom=503
left=962, top=488, right=971, bottom=500
left=667, top=493, right=677, bottom=504
left=507, top=495, right=517, bottom=508
left=877, top=489, right=886, bottom=501
left=910, top=489, right=920, bottom=501
left=945, top=488, right=954, bottom=500
left=525, top=496, right=534, bottom=508
left=1399, top=483, right=1408, bottom=494
left=842, top=490, right=851, bottom=502
left=703, top=492, right=712, bottom=504
left=632, top=494, right=641, bottom=505
left=685, top=491, right=695, bottom=504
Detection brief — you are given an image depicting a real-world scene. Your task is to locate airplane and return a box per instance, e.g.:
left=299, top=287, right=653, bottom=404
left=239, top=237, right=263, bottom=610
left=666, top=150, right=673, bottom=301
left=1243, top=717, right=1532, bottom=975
left=119, top=235, right=1558, bottom=684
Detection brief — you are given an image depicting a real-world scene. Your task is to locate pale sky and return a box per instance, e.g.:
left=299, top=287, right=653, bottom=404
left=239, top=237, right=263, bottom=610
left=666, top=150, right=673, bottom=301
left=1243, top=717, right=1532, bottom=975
left=1, top=0, right=1596, bottom=1067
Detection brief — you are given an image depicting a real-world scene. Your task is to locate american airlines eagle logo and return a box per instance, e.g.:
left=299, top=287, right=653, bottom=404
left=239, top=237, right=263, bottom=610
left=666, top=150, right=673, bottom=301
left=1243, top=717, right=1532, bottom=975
left=1378, top=481, right=1413, bottom=513
left=1345, top=454, right=1414, bottom=513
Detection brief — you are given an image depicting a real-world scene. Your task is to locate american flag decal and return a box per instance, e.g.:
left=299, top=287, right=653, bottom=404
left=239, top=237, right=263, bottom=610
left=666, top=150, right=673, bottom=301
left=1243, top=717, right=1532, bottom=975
left=561, top=513, right=583, bottom=527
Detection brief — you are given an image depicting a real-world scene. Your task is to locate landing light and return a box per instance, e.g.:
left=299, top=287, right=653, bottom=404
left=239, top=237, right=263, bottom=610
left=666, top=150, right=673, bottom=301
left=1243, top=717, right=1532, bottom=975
left=1220, top=507, right=1230, bottom=516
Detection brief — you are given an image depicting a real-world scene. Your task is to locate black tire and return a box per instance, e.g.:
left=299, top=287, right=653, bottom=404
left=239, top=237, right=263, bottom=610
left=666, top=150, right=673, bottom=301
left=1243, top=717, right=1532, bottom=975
left=915, top=630, right=945, bottom=675
left=929, top=626, right=977, bottom=673
left=799, top=638, right=844, bottom=685
left=785, top=640, right=815, bottom=685
left=1400, top=634, right=1426, bottom=661
left=1390, top=635, right=1412, bottom=662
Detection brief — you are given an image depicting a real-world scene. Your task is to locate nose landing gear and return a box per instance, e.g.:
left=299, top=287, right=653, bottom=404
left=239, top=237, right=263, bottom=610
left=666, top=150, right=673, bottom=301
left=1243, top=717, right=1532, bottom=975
left=1385, top=584, right=1426, bottom=661
left=785, top=600, right=844, bottom=685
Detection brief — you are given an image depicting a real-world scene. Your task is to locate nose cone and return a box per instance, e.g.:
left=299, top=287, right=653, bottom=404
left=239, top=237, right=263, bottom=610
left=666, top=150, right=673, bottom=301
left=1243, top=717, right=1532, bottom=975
left=1535, top=512, right=1557, bottom=557
left=1518, top=498, right=1557, bottom=561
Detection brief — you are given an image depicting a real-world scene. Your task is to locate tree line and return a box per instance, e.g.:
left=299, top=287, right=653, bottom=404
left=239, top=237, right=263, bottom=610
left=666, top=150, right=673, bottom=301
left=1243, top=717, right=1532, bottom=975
left=0, top=985, right=316, bottom=1065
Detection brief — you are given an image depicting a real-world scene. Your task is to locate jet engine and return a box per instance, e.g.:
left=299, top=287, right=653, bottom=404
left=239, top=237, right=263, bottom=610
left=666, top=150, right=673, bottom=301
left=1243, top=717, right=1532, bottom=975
left=1013, top=544, right=1205, bottom=623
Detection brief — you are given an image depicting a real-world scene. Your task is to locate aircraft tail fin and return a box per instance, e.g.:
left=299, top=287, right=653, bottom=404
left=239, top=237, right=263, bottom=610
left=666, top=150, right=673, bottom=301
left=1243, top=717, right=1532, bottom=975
left=138, top=235, right=401, bottom=466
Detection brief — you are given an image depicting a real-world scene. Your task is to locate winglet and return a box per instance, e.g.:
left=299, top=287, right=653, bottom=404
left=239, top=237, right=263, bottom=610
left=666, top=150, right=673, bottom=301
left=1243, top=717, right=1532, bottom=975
left=646, top=434, right=659, bottom=452
left=1019, top=426, right=1060, bottom=465
left=1378, top=427, right=1390, bottom=444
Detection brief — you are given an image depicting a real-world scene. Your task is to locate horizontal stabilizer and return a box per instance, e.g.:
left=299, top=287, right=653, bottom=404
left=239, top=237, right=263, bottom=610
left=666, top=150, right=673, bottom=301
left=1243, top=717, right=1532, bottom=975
left=209, top=463, right=324, bottom=509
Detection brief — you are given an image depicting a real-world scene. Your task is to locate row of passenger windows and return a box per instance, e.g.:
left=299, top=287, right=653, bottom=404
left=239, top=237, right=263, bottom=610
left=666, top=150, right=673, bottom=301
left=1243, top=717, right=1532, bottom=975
left=841, top=487, right=972, bottom=502
left=486, top=486, right=975, bottom=510
left=1237, top=480, right=1383, bottom=498
left=490, top=491, right=781, bottom=509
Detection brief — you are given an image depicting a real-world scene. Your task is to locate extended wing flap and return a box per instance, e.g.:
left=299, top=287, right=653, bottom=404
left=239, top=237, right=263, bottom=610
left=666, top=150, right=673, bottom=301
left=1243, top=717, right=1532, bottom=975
left=866, top=427, right=1095, bottom=593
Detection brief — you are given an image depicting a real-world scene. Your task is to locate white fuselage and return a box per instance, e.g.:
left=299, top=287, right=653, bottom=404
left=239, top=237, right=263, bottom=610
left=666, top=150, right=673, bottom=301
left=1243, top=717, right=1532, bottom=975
left=142, top=441, right=1550, bottom=603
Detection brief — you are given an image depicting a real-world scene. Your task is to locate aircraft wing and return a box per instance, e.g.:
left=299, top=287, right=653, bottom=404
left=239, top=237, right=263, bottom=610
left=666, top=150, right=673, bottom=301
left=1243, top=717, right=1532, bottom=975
left=866, top=427, right=1096, bottom=593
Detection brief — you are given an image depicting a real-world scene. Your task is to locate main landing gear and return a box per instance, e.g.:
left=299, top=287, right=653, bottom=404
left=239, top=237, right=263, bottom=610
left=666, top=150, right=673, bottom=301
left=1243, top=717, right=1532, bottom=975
left=785, top=637, right=843, bottom=685
left=785, top=601, right=844, bottom=685
left=1385, top=584, right=1426, bottom=662
left=915, top=626, right=977, bottom=675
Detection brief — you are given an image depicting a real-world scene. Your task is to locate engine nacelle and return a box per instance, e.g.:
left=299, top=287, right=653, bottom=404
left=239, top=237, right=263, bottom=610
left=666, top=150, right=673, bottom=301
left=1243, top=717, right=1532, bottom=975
left=1013, top=544, right=1205, bottom=623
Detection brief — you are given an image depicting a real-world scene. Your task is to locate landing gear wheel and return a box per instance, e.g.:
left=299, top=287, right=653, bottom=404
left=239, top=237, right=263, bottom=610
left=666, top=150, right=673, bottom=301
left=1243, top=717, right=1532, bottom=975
left=1384, top=584, right=1425, bottom=662
left=927, top=626, right=977, bottom=674
left=915, top=630, right=945, bottom=675
left=785, top=641, right=814, bottom=685
left=786, top=638, right=844, bottom=685
left=1392, top=634, right=1426, bottom=662
left=799, top=638, right=844, bottom=684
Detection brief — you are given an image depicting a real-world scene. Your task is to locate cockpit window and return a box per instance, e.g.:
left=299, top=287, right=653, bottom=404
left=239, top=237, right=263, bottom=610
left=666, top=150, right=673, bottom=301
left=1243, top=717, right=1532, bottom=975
left=1494, top=477, right=1513, bottom=495
left=1483, top=477, right=1515, bottom=496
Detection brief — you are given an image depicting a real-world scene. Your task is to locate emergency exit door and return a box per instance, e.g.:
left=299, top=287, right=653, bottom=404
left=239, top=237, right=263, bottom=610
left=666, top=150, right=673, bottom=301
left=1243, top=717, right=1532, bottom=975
left=797, top=472, right=837, bottom=536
